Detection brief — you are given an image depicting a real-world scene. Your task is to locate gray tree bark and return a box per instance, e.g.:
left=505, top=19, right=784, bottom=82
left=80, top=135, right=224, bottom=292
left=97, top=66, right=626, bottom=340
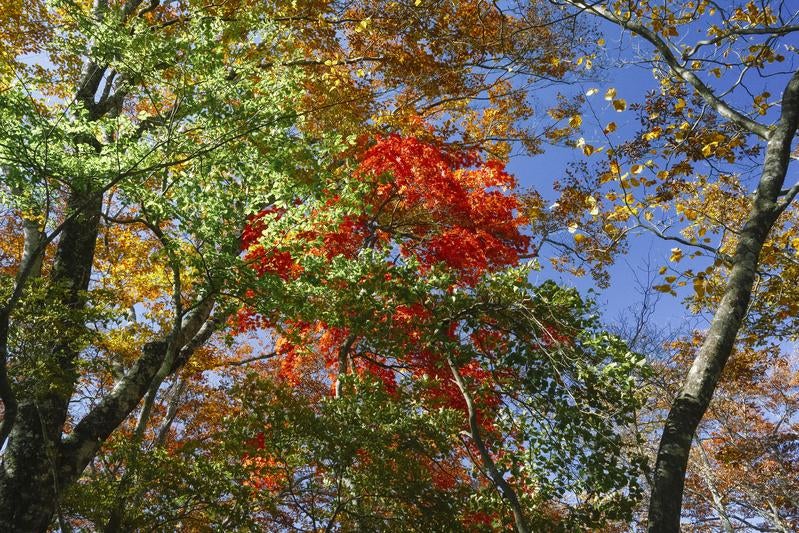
left=647, top=69, right=799, bottom=533
left=548, top=3, right=799, bottom=530
left=0, top=189, right=103, bottom=531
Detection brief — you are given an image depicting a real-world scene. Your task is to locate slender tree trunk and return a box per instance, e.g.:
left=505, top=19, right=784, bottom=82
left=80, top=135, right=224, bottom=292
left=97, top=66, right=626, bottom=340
left=694, top=440, right=734, bottom=533
left=647, top=70, right=799, bottom=532
left=448, top=357, right=529, bottom=533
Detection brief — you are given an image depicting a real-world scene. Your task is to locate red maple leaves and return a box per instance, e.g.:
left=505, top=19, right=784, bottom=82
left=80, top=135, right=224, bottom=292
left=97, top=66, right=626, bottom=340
left=355, top=135, right=530, bottom=283
left=237, top=134, right=531, bottom=402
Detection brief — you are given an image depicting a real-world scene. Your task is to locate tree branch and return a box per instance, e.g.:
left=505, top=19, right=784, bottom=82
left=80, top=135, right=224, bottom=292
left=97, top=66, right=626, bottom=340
left=560, top=0, right=772, bottom=139
left=447, top=357, right=529, bottom=533
left=58, top=296, right=216, bottom=486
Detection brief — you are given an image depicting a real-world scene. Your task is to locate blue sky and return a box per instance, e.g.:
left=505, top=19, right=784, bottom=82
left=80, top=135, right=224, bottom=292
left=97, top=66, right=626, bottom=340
left=506, top=43, right=693, bottom=331
left=504, top=13, right=799, bottom=340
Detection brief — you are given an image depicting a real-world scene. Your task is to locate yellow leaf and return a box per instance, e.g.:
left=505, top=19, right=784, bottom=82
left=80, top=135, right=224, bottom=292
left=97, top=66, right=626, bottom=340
left=631, top=164, right=643, bottom=175
left=605, top=87, right=616, bottom=101
left=586, top=88, right=598, bottom=96
left=613, top=99, right=627, bottom=112
left=693, top=277, right=705, bottom=298
left=583, top=144, right=595, bottom=156
left=702, top=142, right=717, bottom=157
left=569, top=114, right=582, bottom=128
left=665, top=275, right=677, bottom=283
left=675, top=98, right=686, bottom=112
left=658, top=266, right=668, bottom=275
left=573, top=233, right=587, bottom=243
left=653, top=284, right=672, bottom=293
left=604, top=121, right=617, bottom=133
left=586, top=196, right=599, bottom=215
left=643, top=127, right=662, bottom=141
left=669, top=247, right=683, bottom=262
left=597, top=37, right=605, bottom=46
left=568, top=223, right=578, bottom=233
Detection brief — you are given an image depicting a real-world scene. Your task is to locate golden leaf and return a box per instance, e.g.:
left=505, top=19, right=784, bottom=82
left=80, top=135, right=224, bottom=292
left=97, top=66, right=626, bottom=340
left=693, top=277, right=705, bottom=299
left=643, top=127, right=662, bottom=141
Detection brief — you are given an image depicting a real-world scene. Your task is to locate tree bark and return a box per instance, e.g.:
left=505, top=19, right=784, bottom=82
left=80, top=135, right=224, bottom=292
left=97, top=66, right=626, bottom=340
left=448, top=357, right=530, bottom=533
left=0, top=190, right=103, bottom=532
left=647, top=70, right=799, bottom=532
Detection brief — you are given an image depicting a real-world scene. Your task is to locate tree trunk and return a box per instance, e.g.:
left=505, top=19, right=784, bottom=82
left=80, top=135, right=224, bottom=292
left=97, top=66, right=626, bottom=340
left=448, top=357, right=530, bottom=533
left=647, top=70, right=799, bottom=532
left=0, top=190, right=102, bottom=531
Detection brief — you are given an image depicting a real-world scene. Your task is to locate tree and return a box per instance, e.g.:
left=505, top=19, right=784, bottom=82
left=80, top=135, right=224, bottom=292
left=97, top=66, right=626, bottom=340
left=0, top=0, right=313, bottom=527
left=227, top=135, right=648, bottom=532
left=55, top=134, right=649, bottom=531
left=0, top=0, right=596, bottom=529
left=548, top=1, right=799, bottom=530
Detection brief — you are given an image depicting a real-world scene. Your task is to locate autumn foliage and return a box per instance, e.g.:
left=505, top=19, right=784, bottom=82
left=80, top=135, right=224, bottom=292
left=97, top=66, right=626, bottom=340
left=4, top=1, right=796, bottom=532
left=227, top=135, right=645, bottom=530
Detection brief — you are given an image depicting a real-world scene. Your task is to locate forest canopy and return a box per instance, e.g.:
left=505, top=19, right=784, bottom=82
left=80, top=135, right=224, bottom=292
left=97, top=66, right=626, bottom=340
left=0, top=1, right=796, bottom=532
